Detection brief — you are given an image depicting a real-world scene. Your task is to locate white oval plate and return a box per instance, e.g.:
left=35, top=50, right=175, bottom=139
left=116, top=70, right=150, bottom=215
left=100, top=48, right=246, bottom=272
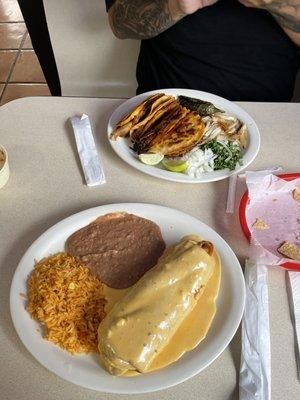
left=108, top=88, right=260, bottom=183
left=10, top=203, right=245, bottom=394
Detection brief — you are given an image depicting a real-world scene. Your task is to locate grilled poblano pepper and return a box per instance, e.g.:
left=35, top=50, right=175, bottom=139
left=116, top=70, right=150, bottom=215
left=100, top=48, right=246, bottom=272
left=178, top=95, right=224, bottom=116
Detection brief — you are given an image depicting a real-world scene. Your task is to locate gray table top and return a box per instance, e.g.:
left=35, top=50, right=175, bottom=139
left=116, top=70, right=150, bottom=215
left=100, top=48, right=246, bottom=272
left=0, top=97, right=299, bottom=400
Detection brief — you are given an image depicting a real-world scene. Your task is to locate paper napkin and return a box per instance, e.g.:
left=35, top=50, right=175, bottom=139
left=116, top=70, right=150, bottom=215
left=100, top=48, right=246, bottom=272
left=70, top=114, right=106, bottom=186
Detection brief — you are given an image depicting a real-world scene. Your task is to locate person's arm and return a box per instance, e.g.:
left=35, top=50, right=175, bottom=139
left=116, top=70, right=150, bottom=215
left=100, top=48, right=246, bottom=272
left=238, top=0, right=300, bottom=46
left=269, top=2, right=300, bottom=46
left=108, top=0, right=217, bottom=40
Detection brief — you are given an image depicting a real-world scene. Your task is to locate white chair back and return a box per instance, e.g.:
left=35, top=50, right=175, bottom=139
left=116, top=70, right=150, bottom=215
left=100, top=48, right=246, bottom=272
left=43, top=0, right=139, bottom=97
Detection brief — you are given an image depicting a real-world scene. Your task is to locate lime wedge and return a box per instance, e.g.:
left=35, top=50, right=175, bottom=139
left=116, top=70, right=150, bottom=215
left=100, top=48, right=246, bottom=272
left=139, top=153, right=164, bottom=166
left=162, top=159, right=188, bottom=173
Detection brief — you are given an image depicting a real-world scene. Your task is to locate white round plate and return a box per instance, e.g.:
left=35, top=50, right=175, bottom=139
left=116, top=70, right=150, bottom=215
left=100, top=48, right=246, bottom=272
left=10, top=203, right=245, bottom=394
left=108, top=88, right=260, bottom=183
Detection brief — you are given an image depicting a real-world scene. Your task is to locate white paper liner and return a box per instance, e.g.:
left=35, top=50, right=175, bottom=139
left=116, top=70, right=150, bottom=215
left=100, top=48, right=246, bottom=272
left=245, top=173, right=300, bottom=265
left=70, top=114, right=106, bottom=186
left=288, top=271, right=300, bottom=379
left=225, top=166, right=283, bottom=214
left=240, top=171, right=300, bottom=399
left=239, top=260, right=271, bottom=400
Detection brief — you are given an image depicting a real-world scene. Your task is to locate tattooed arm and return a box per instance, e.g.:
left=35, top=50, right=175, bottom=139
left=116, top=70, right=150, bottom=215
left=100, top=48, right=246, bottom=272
left=108, top=0, right=218, bottom=39
left=239, top=0, right=300, bottom=46
left=269, top=1, right=300, bottom=45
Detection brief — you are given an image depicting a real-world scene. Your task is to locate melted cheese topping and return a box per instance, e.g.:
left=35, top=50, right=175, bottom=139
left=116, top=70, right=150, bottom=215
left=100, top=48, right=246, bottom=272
left=149, top=250, right=220, bottom=372
left=101, top=245, right=221, bottom=375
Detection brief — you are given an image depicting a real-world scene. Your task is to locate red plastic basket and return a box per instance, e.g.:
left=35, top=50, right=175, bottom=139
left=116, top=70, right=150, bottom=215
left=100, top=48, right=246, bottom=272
left=239, top=173, right=300, bottom=271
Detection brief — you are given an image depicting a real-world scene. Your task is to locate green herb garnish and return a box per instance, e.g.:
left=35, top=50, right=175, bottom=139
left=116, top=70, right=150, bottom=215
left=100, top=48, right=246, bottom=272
left=200, top=140, right=243, bottom=171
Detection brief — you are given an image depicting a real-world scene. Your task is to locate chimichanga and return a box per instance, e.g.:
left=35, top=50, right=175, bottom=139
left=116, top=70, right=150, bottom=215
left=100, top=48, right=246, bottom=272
left=98, top=236, right=215, bottom=375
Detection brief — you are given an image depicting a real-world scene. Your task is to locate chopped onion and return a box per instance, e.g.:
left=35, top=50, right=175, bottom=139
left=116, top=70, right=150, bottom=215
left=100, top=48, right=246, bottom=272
left=183, top=148, right=216, bottom=178
left=216, top=140, right=233, bottom=162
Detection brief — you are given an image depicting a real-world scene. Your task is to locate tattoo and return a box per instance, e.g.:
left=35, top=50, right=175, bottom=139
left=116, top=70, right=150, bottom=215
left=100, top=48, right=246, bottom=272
left=110, top=0, right=183, bottom=39
left=268, top=2, right=300, bottom=33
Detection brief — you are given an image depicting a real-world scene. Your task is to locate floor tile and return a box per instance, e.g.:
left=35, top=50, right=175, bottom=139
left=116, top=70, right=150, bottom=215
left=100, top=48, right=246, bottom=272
left=0, top=22, right=26, bottom=49
left=0, top=83, right=5, bottom=97
left=0, top=0, right=23, bottom=22
left=0, top=50, right=18, bottom=82
left=10, top=50, right=46, bottom=83
left=22, top=32, right=32, bottom=49
left=0, top=83, right=50, bottom=105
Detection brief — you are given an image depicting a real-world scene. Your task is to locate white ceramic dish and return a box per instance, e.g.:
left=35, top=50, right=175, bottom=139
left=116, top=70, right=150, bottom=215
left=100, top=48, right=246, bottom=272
left=10, top=203, right=245, bottom=394
left=108, top=88, right=260, bottom=183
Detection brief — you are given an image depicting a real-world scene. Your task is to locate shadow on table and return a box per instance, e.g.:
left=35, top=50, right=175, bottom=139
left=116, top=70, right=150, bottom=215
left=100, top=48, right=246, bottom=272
left=211, top=178, right=248, bottom=267
left=210, top=178, right=247, bottom=399
left=228, top=329, right=242, bottom=399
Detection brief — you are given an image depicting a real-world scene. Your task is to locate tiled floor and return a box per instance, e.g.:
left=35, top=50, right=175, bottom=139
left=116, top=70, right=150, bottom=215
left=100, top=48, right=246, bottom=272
left=0, top=0, right=50, bottom=106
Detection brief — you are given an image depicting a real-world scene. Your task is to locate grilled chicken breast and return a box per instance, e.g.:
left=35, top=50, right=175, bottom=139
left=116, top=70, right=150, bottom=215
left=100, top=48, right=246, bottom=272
left=112, top=93, right=206, bottom=157
left=134, top=109, right=205, bottom=157
left=112, top=93, right=172, bottom=139
left=130, top=97, right=179, bottom=142
left=147, top=111, right=205, bottom=157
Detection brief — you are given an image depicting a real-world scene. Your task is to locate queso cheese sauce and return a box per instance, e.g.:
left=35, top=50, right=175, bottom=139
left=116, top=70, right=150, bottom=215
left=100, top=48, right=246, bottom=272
left=101, top=240, right=221, bottom=375
left=149, top=250, right=220, bottom=372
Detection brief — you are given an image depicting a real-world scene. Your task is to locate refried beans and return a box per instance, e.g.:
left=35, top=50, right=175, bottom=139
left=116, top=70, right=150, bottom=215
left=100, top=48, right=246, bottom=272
left=66, top=212, right=166, bottom=289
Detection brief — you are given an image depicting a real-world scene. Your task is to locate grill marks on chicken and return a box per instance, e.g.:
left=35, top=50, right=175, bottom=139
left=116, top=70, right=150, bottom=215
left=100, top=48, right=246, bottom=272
left=112, top=94, right=205, bottom=158
left=113, top=93, right=166, bottom=139
left=138, top=109, right=205, bottom=157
